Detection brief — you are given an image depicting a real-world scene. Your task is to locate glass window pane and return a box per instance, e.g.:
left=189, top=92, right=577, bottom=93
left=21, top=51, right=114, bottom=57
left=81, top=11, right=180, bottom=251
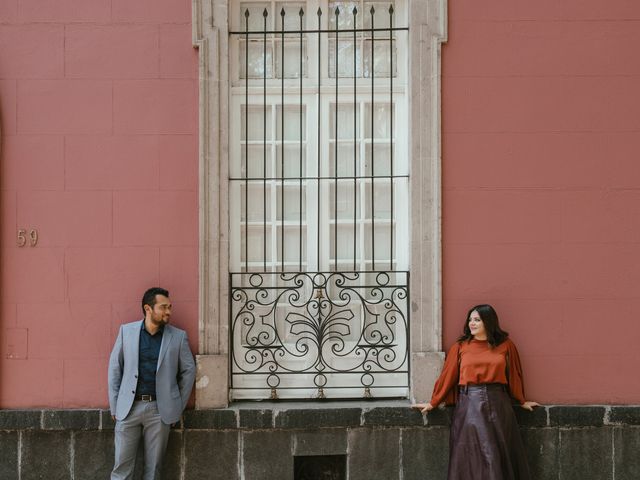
left=328, top=39, right=361, bottom=78
left=363, top=223, right=391, bottom=260
left=241, top=145, right=273, bottom=178
left=277, top=105, right=306, bottom=141
left=330, top=182, right=358, bottom=220
left=277, top=186, right=307, bottom=221
left=363, top=40, right=396, bottom=78
left=364, top=103, right=392, bottom=138
left=242, top=105, right=272, bottom=141
left=240, top=3, right=273, bottom=31
left=275, top=40, right=307, bottom=78
left=241, top=225, right=273, bottom=263
left=240, top=40, right=274, bottom=79
left=364, top=143, right=391, bottom=176
left=240, top=183, right=272, bottom=222
left=275, top=3, right=306, bottom=31
left=364, top=180, right=391, bottom=219
left=329, top=143, right=360, bottom=177
left=276, top=145, right=306, bottom=178
left=276, top=226, right=307, bottom=266
left=330, top=224, right=359, bottom=261
left=328, top=2, right=361, bottom=30
left=330, top=104, right=359, bottom=139
left=363, top=2, right=393, bottom=31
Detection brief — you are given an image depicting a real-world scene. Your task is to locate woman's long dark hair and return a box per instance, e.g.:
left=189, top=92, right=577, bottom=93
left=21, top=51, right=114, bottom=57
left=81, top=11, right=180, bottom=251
left=457, top=304, right=509, bottom=347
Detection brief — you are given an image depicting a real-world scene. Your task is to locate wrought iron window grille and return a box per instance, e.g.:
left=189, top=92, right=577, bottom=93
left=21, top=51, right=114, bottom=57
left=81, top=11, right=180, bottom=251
left=230, top=3, right=409, bottom=400
left=230, top=271, right=409, bottom=400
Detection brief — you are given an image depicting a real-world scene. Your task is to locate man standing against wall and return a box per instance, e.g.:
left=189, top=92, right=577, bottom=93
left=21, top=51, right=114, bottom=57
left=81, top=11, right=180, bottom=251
left=108, top=287, right=196, bottom=480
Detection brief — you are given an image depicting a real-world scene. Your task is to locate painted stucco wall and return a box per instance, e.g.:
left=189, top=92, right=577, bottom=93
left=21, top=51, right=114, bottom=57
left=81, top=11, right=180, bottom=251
left=441, top=0, right=640, bottom=404
left=1, top=0, right=639, bottom=408
left=0, top=0, right=200, bottom=407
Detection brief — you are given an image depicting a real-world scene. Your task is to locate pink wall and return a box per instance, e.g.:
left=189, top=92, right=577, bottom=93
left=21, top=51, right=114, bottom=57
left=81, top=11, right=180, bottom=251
left=0, top=0, right=199, bottom=408
left=442, top=0, right=640, bottom=404
left=1, top=0, right=639, bottom=407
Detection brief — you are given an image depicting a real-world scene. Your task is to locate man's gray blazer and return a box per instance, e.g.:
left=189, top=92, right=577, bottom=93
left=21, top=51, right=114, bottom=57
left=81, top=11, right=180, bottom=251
left=108, top=321, right=196, bottom=425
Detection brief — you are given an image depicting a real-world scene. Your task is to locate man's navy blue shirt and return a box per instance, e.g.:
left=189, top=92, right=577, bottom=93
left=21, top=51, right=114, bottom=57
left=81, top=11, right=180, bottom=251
left=136, top=320, right=163, bottom=396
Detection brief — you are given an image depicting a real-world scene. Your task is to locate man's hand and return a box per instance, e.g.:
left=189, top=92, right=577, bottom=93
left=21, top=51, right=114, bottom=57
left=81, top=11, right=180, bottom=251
left=111, top=415, right=115, bottom=421
left=521, top=401, right=540, bottom=411
left=411, top=402, right=434, bottom=414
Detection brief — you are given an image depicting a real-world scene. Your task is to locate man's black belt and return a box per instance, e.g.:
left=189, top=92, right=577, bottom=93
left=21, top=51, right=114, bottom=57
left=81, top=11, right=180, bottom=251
left=135, top=394, right=156, bottom=402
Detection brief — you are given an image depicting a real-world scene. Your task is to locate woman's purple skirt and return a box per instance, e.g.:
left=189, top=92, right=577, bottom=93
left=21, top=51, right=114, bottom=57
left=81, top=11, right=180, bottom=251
left=448, top=384, right=531, bottom=480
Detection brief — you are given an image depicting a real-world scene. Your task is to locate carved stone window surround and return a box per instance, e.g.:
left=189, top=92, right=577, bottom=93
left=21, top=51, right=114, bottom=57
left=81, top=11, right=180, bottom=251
left=192, top=0, right=447, bottom=407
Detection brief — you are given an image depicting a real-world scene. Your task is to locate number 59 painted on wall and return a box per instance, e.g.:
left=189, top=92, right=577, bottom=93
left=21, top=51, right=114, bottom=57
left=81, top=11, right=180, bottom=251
left=17, top=229, right=38, bottom=247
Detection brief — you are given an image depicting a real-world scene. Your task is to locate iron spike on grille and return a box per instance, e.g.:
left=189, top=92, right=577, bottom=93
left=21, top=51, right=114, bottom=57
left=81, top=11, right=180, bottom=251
left=389, top=4, right=394, bottom=14
left=263, top=7, right=268, bottom=17
left=299, top=7, right=304, bottom=16
left=370, top=5, right=375, bottom=14
left=317, top=7, right=322, bottom=17
left=353, top=6, right=357, bottom=15
left=280, top=7, right=285, bottom=17
left=244, top=8, right=249, bottom=18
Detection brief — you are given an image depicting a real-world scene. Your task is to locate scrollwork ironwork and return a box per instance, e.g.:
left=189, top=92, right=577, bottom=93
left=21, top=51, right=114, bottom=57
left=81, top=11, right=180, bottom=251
left=230, top=271, right=409, bottom=399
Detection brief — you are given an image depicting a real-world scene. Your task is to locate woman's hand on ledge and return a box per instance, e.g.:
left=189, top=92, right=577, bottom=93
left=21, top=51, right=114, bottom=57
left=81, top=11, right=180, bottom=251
left=411, top=402, right=434, bottom=414
left=520, top=401, right=541, bottom=411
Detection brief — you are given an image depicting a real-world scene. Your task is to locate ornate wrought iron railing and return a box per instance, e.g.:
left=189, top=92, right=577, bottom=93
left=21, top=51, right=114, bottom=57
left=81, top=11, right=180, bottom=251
left=230, top=271, right=409, bottom=399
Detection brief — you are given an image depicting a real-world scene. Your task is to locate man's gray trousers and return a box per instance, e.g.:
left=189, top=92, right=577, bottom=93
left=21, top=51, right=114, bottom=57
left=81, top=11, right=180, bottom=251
left=111, top=400, right=171, bottom=480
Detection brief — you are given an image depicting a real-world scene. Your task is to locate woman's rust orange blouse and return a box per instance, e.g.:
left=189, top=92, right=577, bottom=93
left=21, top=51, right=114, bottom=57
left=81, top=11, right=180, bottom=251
left=430, top=338, right=526, bottom=406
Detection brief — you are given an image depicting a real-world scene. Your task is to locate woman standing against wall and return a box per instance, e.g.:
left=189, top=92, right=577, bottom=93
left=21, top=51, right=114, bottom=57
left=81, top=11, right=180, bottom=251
left=413, top=304, right=539, bottom=480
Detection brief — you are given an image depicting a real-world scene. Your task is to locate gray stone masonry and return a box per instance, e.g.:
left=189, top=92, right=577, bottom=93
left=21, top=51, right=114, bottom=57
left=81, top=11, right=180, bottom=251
left=0, top=404, right=638, bottom=479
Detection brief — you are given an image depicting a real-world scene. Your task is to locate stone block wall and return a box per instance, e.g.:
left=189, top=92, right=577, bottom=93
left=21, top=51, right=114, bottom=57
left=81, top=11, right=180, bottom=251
left=1, top=403, right=639, bottom=479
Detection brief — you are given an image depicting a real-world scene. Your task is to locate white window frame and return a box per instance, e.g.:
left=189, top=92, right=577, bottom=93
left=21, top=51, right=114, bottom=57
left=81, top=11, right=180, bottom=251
left=192, top=0, right=447, bottom=407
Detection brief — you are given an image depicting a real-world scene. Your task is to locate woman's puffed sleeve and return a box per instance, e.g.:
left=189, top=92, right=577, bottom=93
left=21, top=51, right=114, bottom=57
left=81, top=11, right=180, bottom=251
left=429, top=342, right=461, bottom=407
left=506, top=339, right=526, bottom=405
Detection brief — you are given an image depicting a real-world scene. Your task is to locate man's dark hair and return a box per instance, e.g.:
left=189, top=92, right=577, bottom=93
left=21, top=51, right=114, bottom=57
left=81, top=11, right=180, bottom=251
left=457, top=304, right=509, bottom=347
left=142, top=287, right=170, bottom=316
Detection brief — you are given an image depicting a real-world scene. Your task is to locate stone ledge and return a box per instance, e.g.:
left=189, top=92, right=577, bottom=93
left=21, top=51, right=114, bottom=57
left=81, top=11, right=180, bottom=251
left=424, top=406, right=453, bottom=426
left=362, top=407, right=425, bottom=427
left=608, top=406, right=640, bottom=425
left=2, top=423, right=638, bottom=480
left=1, top=405, right=639, bottom=431
left=42, top=410, right=100, bottom=431
left=183, top=409, right=237, bottom=429
left=238, top=409, right=273, bottom=429
left=0, top=410, right=41, bottom=430
left=101, top=410, right=115, bottom=430
left=514, top=405, right=548, bottom=427
left=549, top=406, right=606, bottom=427
left=274, top=407, right=362, bottom=429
